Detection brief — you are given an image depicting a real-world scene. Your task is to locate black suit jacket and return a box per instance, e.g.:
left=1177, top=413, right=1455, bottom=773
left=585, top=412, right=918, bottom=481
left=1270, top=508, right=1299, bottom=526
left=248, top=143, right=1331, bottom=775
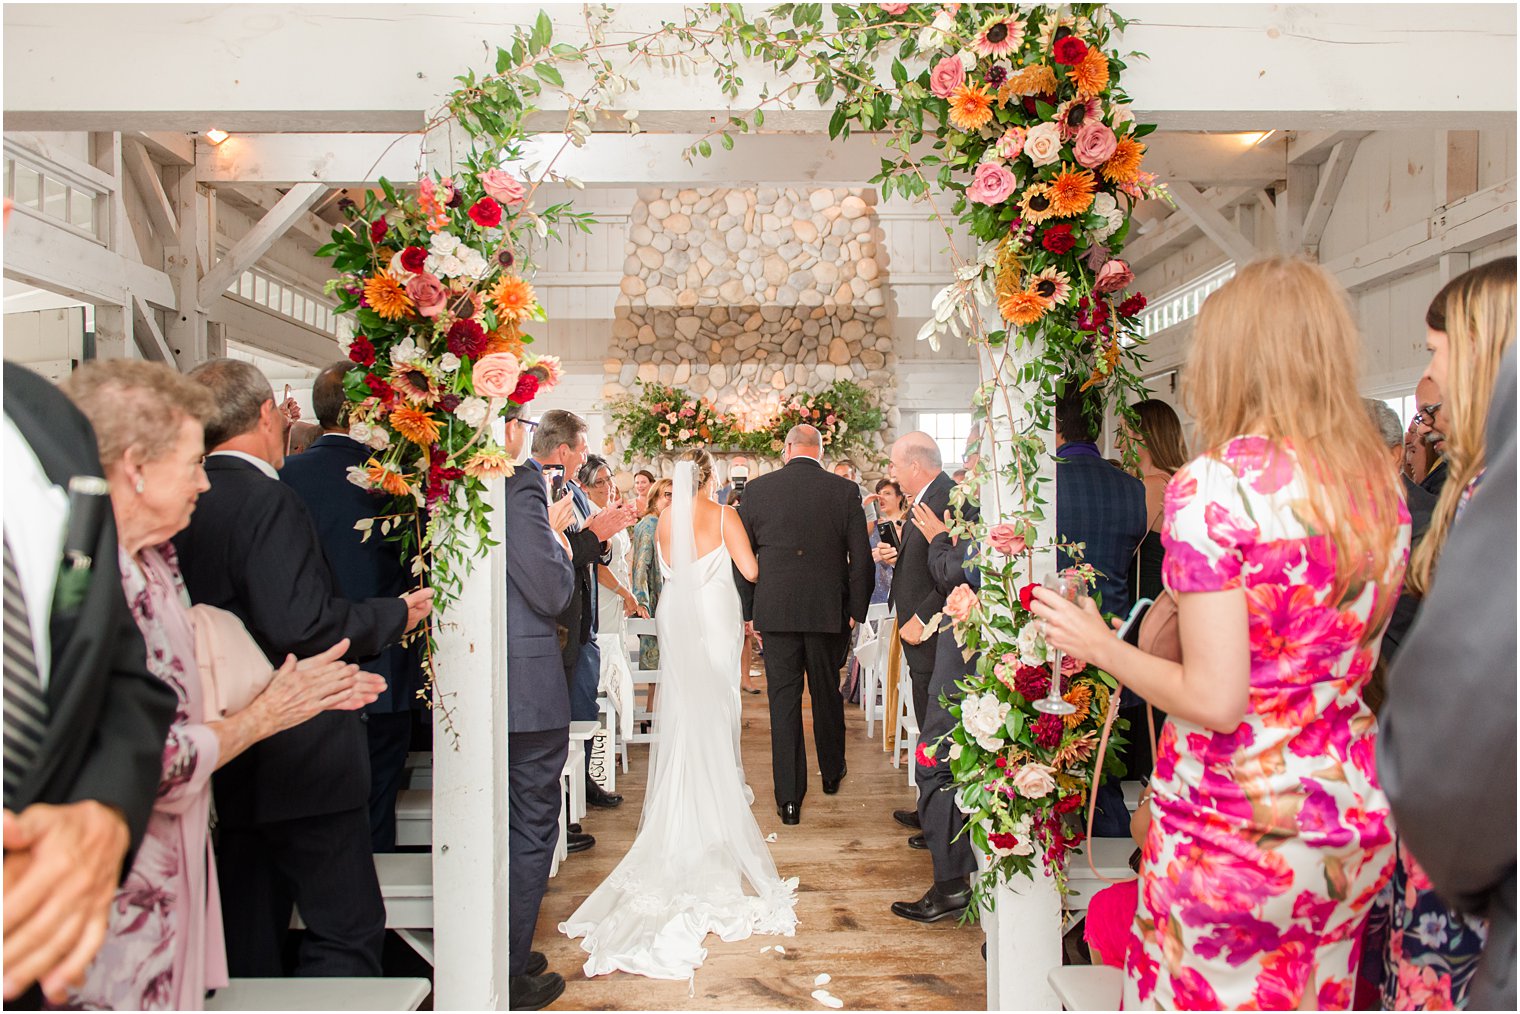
left=735, top=457, right=874, bottom=633
left=1054, top=447, right=1147, bottom=619
left=2, top=363, right=175, bottom=863
left=171, top=455, right=408, bottom=826
left=280, top=434, right=424, bottom=714
left=1419, top=457, right=1450, bottom=498
left=891, top=470, right=954, bottom=674
left=550, top=479, right=605, bottom=673
left=1380, top=475, right=1443, bottom=664
left=505, top=460, right=576, bottom=733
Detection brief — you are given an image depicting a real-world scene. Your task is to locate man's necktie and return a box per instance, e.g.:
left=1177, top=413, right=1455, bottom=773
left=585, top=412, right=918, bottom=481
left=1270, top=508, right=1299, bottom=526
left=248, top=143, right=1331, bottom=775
left=3, top=537, right=48, bottom=809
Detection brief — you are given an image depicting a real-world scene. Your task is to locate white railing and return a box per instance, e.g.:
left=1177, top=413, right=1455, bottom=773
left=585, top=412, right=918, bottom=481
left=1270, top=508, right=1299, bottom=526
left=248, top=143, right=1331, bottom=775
left=1137, top=262, right=1236, bottom=338
left=226, top=264, right=347, bottom=338
left=3, top=145, right=108, bottom=246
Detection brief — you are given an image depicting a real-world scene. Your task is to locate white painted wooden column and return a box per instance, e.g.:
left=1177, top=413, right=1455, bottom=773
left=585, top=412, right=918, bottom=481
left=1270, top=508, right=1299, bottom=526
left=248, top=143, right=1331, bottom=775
left=431, top=480, right=512, bottom=1009
left=978, top=334, right=1062, bottom=1012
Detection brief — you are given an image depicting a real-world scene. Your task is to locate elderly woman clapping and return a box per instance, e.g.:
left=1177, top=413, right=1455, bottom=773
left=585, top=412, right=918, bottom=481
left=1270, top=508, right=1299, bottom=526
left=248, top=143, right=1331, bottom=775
left=56, top=361, right=385, bottom=1011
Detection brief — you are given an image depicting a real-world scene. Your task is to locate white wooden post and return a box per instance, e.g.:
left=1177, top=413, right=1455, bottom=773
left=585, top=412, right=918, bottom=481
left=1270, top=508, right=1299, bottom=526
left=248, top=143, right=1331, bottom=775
left=431, top=483, right=512, bottom=1009
left=978, top=335, right=1062, bottom=1011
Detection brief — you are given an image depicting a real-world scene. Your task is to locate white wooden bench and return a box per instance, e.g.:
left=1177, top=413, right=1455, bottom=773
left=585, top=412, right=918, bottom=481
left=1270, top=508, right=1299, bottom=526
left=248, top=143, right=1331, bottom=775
left=292, top=854, right=434, bottom=964
left=566, top=720, right=600, bottom=824
left=1048, top=965, right=1124, bottom=1011
left=624, top=618, right=662, bottom=752
left=404, top=750, right=431, bottom=789
left=206, top=976, right=430, bottom=1011
left=395, top=787, right=430, bottom=848
left=1062, top=836, right=1136, bottom=923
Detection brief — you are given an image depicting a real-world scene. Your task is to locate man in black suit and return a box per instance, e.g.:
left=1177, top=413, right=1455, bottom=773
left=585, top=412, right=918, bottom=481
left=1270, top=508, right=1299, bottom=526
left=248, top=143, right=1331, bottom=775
left=1414, top=375, right=1450, bottom=497
left=281, top=362, right=426, bottom=852
left=503, top=401, right=577, bottom=1011
left=735, top=424, right=873, bottom=824
left=531, top=410, right=636, bottom=838
left=2, top=363, right=176, bottom=1007
left=874, top=431, right=954, bottom=836
left=172, top=359, right=433, bottom=977
left=1053, top=383, right=1146, bottom=837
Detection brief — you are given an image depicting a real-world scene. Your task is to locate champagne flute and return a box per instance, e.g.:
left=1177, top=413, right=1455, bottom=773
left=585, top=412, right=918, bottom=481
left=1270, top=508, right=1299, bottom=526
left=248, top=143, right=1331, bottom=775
left=1033, top=569, right=1079, bottom=716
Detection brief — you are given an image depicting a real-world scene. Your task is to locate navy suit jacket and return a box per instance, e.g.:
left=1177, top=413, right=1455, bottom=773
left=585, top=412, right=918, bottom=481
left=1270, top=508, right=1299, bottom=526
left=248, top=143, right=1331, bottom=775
left=280, top=434, right=424, bottom=713
left=505, top=459, right=576, bottom=733
left=1054, top=443, right=1147, bottom=620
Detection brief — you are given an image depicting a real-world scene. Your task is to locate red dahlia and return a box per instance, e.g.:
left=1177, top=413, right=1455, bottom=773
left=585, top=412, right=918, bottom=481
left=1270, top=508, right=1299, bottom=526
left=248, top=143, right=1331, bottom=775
left=1013, top=664, right=1051, bottom=702
left=399, top=246, right=428, bottom=273
left=1033, top=713, right=1065, bottom=750
left=468, top=197, right=503, bottom=228
left=1117, top=293, right=1148, bottom=318
left=348, top=335, right=376, bottom=367
left=439, top=393, right=462, bottom=413
left=447, top=319, right=488, bottom=359
left=1041, top=224, right=1076, bottom=254
left=364, top=373, right=396, bottom=405
left=369, top=218, right=388, bottom=243
left=1053, top=36, right=1089, bottom=65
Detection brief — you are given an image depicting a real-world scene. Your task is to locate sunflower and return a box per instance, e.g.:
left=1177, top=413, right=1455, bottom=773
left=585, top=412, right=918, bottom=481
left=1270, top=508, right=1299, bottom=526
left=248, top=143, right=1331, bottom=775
left=363, top=273, right=414, bottom=321
left=1069, top=46, right=1110, bottom=98
left=1031, top=266, right=1074, bottom=305
left=999, top=287, right=1049, bottom=327
left=1017, top=183, right=1057, bottom=225
left=365, top=461, right=412, bottom=497
left=462, top=448, right=515, bottom=479
left=1062, top=681, right=1093, bottom=728
left=1000, top=63, right=1057, bottom=101
left=389, top=362, right=439, bottom=405
left=973, top=14, right=1025, bottom=58
left=1101, top=137, right=1147, bottom=184
left=948, top=82, right=995, bottom=132
left=390, top=405, right=443, bottom=447
left=1047, top=167, right=1098, bottom=217
left=490, top=274, right=538, bottom=324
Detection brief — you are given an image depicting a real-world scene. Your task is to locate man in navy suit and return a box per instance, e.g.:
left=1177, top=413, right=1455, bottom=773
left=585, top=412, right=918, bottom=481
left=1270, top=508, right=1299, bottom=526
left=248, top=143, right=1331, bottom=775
left=1054, top=382, right=1146, bottom=836
left=281, top=362, right=426, bottom=852
left=503, top=402, right=577, bottom=1011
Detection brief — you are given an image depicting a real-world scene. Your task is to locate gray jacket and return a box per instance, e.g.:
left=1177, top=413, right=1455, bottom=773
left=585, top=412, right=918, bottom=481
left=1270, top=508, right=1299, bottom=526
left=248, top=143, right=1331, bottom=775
left=505, top=458, right=576, bottom=734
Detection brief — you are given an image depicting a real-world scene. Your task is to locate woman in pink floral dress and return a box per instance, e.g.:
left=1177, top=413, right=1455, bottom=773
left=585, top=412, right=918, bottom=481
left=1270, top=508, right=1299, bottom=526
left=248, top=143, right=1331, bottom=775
left=56, top=362, right=383, bottom=1010
left=1034, top=259, right=1409, bottom=1009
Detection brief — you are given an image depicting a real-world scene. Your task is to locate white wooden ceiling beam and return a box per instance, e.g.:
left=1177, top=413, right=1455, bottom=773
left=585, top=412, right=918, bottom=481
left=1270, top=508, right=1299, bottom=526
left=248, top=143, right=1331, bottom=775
left=197, top=132, right=423, bottom=188
left=1161, top=180, right=1260, bottom=264
left=218, top=186, right=337, bottom=251
left=197, top=182, right=325, bottom=307
left=4, top=5, right=1514, bottom=134
left=1126, top=186, right=1254, bottom=269
left=131, top=294, right=176, bottom=364
left=122, top=138, right=179, bottom=240
left=2, top=207, right=177, bottom=309
left=1287, top=130, right=1371, bottom=166
left=1300, top=137, right=1363, bottom=253
left=130, top=130, right=194, bottom=167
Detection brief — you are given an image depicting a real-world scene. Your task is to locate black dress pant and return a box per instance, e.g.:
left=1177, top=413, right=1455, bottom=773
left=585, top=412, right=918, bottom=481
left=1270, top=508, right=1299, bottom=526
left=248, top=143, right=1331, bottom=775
left=218, top=806, right=386, bottom=976
left=365, top=710, right=414, bottom=852
left=915, top=636, right=979, bottom=883
left=761, top=629, right=849, bottom=807
left=508, top=727, right=568, bottom=976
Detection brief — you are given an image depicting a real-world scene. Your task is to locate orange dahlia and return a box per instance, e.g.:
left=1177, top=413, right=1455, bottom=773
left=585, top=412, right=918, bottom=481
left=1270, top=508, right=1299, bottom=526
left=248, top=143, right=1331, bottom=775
left=490, top=274, right=538, bottom=324
left=1017, top=183, right=1057, bottom=225
left=390, top=405, right=443, bottom=447
left=1068, top=46, right=1110, bottom=98
left=483, top=324, right=527, bottom=358
left=948, top=82, right=995, bottom=132
left=1062, top=682, right=1093, bottom=728
left=363, top=273, right=414, bottom=321
left=1101, top=137, right=1146, bottom=185
left=462, top=448, right=515, bottom=479
left=999, top=287, right=1049, bottom=326
left=1001, top=63, right=1058, bottom=100
left=366, top=461, right=411, bottom=497
left=1047, top=167, right=1098, bottom=217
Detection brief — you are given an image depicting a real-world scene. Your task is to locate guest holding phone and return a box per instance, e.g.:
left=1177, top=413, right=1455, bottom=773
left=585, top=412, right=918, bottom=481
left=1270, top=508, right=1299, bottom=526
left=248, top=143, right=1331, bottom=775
left=865, top=479, right=905, bottom=606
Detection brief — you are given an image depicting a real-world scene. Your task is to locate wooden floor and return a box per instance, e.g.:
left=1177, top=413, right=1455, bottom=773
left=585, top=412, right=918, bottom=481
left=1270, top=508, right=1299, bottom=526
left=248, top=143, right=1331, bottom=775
left=536, top=664, right=987, bottom=1010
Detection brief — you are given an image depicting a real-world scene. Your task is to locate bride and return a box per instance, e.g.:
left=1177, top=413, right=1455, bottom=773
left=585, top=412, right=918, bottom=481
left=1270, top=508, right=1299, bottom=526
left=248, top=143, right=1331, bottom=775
left=560, top=449, right=798, bottom=982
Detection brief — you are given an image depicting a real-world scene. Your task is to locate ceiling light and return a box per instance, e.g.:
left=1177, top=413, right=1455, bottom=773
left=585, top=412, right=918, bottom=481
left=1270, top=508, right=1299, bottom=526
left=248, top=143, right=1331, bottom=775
left=204, top=129, right=230, bottom=146
left=1238, top=130, right=1276, bottom=147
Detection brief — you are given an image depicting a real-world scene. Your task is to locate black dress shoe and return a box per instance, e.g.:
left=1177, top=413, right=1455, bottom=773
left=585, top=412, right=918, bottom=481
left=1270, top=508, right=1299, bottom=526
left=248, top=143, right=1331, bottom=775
left=891, top=883, right=972, bottom=923
left=778, top=802, right=800, bottom=825
left=893, top=808, right=922, bottom=829
left=523, top=951, right=548, bottom=977
left=509, top=971, right=565, bottom=1011
left=585, top=781, right=623, bottom=809
left=907, top=832, right=928, bottom=850
left=567, top=823, right=581, bottom=834
left=822, top=761, right=847, bottom=794
left=566, top=830, right=595, bottom=853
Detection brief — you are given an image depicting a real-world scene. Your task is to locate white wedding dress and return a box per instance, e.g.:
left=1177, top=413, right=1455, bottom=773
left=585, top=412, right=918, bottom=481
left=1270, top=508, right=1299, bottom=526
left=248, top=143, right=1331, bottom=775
left=559, top=462, right=798, bottom=982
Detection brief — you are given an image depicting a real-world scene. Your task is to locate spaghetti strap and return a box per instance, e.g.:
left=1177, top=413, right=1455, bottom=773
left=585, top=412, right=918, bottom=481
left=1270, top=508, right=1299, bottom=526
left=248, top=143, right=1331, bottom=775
left=719, top=504, right=726, bottom=540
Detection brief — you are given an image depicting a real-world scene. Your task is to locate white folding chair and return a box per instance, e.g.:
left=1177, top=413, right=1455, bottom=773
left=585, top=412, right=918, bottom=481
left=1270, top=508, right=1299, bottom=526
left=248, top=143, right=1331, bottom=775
left=853, top=630, right=885, bottom=738
left=892, top=652, right=920, bottom=786
left=624, top=617, right=661, bottom=751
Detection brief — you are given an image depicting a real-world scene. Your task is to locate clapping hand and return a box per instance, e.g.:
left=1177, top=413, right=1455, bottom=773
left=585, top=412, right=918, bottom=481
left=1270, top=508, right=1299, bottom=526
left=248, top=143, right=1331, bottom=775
left=910, top=502, right=951, bottom=543
left=588, top=503, right=638, bottom=541
left=548, top=495, right=578, bottom=534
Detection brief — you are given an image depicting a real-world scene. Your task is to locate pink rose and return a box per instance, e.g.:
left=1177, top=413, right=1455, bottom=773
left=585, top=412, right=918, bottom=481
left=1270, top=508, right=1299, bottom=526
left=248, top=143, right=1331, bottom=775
left=1073, top=121, right=1119, bottom=169
left=987, top=523, right=1027, bottom=555
left=404, top=272, right=449, bottom=318
left=995, top=127, right=1027, bottom=160
left=1011, top=763, right=1056, bottom=799
left=1093, top=258, right=1134, bottom=293
left=967, top=162, right=1018, bottom=206
left=929, top=55, right=966, bottom=99
left=1060, top=653, right=1087, bottom=677
left=878, top=2, right=910, bottom=12
left=472, top=353, right=522, bottom=399
left=480, top=169, right=527, bottom=206
left=944, top=584, right=980, bottom=623
left=1023, top=121, right=1064, bottom=167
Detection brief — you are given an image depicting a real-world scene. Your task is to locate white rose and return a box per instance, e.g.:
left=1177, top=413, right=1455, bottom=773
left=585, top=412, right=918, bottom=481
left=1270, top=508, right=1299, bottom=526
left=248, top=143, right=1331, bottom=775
left=456, top=396, right=489, bottom=429
left=960, top=692, right=1011, bottom=752
left=1017, top=621, right=1046, bottom=666
left=1110, top=103, right=1135, bottom=127
left=1024, top=122, right=1063, bottom=167
left=1093, top=192, right=1118, bottom=216
left=390, top=337, right=420, bottom=365
left=348, top=422, right=373, bottom=445
left=1011, top=762, right=1057, bottom=799
left=456, top=247, right=489, bottom=280
left=436, top=255, right=466, bottom=279
left=345, top=465, right=372, bottom=490
left=367, top=427, right=391, bottom=451
left=957, top=49, right=977, bottom=71
left=948, top=742, right=963, bottom=761
left=429, top=232, right=461, bottom=256
left=439, top=353, right=461, bottom=374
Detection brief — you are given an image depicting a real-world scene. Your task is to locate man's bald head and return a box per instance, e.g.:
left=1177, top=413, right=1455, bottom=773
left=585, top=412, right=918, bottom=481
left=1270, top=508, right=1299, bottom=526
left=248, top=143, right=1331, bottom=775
left=783, top=424, right=823, bottom=462
left=890, top=431, right=943, bottom=496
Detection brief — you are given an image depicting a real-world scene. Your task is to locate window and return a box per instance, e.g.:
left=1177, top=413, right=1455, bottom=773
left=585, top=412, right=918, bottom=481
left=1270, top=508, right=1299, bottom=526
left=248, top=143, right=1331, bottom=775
left=1137, top=263, right=1236, bottom=338
left=917, top=411, right=974, bottom=465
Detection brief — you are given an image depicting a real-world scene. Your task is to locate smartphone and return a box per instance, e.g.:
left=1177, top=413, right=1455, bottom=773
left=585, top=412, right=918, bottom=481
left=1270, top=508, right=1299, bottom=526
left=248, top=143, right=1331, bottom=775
left=878, top=519, right=900, bottom=550
left=863, top=500, right=880, bottom=523
left=543, top=465, right=566, bottom=502
left=1116, top=597, right=1153, bottom=647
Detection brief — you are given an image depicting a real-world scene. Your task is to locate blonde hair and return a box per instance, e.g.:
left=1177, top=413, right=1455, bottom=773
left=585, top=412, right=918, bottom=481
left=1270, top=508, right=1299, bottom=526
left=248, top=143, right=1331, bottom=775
left=63, top=360, right=217, bottom=467
left=642, top=478, right=673, bottom=518
left=1183, top=258, right=1404, bottom=634
left=680, top=447, right=715, bottom=489
left=1409, top=256, right=1517, bottom=594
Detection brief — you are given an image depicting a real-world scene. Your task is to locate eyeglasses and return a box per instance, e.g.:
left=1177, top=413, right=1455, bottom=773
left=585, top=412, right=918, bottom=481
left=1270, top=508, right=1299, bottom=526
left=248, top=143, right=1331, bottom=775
left=515, top=418, right=539, bottom=433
